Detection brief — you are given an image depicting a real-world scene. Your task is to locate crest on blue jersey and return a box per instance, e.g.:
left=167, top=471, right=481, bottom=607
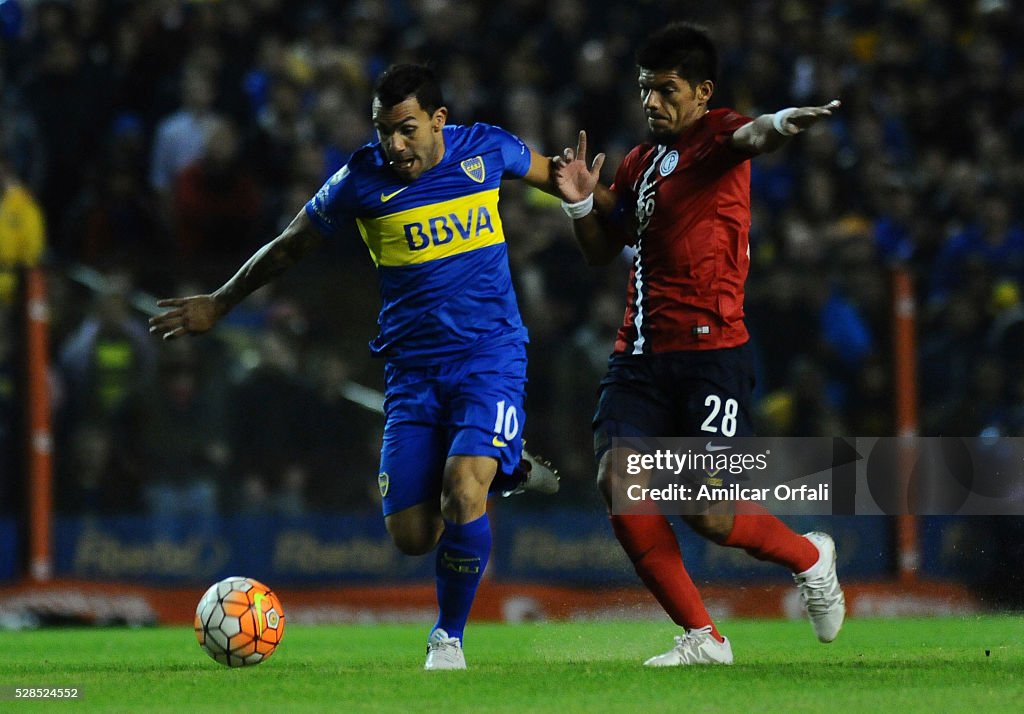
left=378, top=472, right=389, bottom=497
left=461, top=156, right=485, bottom=183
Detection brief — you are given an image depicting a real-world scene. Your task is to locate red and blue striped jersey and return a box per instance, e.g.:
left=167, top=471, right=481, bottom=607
left=609, top=108, right=755, bottom=354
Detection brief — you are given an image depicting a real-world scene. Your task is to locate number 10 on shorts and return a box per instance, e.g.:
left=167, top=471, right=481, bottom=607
left=493, top=400, right=520, bottom=445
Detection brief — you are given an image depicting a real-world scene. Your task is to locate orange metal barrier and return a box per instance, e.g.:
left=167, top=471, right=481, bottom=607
left=24, top=267, right=53, bottom=582
left=892, top=268, right=919, bottom=582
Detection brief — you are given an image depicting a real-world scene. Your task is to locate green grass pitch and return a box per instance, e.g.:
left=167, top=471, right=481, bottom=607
left=1, top=617, right=1022, bottom=713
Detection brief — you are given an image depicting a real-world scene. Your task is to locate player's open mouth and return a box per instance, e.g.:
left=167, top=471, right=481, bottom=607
left=391, top=157, right=416, bottom=171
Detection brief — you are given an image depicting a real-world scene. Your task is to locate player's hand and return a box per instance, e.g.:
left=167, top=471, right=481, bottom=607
left=553, top=130, right=605, bottom=203
left=775, top=99, right=841, bottom=135
left=148, top=294, right=223, bottom=340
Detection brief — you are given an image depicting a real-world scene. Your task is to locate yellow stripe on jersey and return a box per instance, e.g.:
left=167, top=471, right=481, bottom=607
left=356, top=188, right=505, bottom=266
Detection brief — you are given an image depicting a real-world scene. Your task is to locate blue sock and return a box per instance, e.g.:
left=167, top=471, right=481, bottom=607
left=433, top=514, right=492, bottom=643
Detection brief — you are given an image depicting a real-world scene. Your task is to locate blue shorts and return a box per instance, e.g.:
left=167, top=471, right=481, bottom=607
left=593, top=344, right=756, bottom=460
left=377, top=342, right=527, bottom=516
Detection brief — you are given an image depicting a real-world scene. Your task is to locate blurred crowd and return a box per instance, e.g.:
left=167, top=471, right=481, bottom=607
left=2, top=0, right=1023, bottom=519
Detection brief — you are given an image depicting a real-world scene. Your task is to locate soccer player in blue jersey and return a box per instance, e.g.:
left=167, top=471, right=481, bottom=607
left=149, top=63, right=559, bottom=670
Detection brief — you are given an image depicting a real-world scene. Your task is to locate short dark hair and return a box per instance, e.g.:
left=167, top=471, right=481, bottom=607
left=374, top=63, right=444, bottom=114
left=636, top=22, right=717, bottom=87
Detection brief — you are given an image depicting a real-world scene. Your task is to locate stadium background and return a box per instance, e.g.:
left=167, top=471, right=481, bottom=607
left=1, top=0, right=1023, bottom=623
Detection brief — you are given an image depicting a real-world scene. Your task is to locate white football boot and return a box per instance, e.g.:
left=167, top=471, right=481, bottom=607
left=793, top=531, right=846, bottom=643
left=643, top=626, right=734, bottom=666
left=424, top=628, right=466, bottom=671
left=502, top=450, right=560, bottom=497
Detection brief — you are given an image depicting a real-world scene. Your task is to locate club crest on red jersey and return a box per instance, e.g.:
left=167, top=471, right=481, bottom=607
left=660, top=150, right=679, bottom=175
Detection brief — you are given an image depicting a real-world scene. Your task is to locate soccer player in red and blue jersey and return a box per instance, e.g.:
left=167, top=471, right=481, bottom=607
left=554, top=22, right=846, bottom=665
left=149, top=64, right=559, bottom=670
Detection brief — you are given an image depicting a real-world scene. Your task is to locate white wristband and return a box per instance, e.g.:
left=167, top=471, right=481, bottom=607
left=560, top=194, right=594, bottom=219
left=772, top=107, right=799, bottom=135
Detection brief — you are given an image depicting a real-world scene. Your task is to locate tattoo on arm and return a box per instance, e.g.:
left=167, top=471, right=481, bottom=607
left=214, top=216, right=322, bottom=312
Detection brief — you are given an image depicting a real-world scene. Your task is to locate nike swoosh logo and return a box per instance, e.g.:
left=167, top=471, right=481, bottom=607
left=492, top=436, right=507, bottom=448
left=705, top=442, right=731, bottom=452
left=380, top=186, right=409, bottom=202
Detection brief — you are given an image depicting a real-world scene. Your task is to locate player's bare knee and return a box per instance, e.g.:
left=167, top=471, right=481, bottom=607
left=595, top=472, right=614, bottom=508
left=439, top=472, right=482, bottom=521
left=385, top=512, right=442, bottom=555
left=388, top=528, right=436, bottom=556
left=684, top=513, right=734, bottom=544
left=598, top=454, right=610, bottom=504
left=440, top=456, right=494, bottom=522
left=703, top=524, right=732, bottom=545
left=439, top=482, right=485, bottom=523
left=595, top=456, right=618, bottom=507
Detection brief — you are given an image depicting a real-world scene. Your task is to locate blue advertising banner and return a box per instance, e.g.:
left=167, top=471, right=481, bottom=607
left=491, top=508, right=633, bottom=585
left=54, top=513, right=433, bottom=586
left=50, top=511, right=907, bottom=586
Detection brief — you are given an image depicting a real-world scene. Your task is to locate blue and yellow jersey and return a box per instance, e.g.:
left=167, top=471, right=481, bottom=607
left=305, top=123, right=532, bottom=364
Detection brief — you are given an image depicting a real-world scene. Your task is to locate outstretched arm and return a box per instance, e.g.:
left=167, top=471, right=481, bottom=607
left=148, top=208, right=322, bottom=340
left=731, top=99, right=841, bottom=154
left=553, top=131, right=623, bottom=266
left=521, top=143, right=615, bottom=212
left=520, top=149, right=560, bottom=196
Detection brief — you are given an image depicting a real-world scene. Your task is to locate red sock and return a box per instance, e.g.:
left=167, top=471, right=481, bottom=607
left=722, top=502, right=818, bottom=573
left=610, top=513, right=723, bottom=641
